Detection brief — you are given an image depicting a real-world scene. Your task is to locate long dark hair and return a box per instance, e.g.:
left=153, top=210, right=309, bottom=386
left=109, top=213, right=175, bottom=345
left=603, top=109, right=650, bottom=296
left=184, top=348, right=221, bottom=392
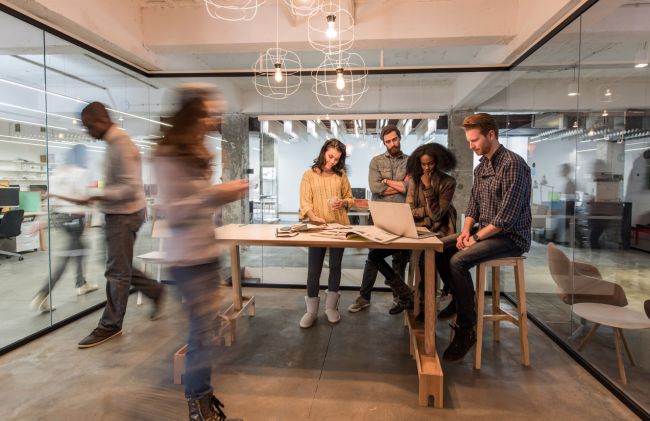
left=312, top=138, right=347, bottom=175
left=406, top=143, right=456, bottom=186
left=155, top=97, right=214, bottom=176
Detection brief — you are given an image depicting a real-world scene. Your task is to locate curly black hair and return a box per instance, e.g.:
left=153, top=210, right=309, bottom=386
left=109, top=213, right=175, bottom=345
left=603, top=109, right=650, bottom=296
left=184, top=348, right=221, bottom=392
left=406, top=143, right=456, bottom=184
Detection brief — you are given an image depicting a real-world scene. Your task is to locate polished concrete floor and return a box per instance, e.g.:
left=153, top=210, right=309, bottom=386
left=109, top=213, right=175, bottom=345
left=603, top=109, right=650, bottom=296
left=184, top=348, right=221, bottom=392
left=0, top=287, right=641, bottom=420
left=1, top=222, right=648, bottom=416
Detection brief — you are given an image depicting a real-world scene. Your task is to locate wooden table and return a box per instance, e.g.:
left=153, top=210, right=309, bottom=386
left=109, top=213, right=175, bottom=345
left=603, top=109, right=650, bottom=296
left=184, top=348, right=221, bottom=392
left=215, top=223, right=445, bottom=407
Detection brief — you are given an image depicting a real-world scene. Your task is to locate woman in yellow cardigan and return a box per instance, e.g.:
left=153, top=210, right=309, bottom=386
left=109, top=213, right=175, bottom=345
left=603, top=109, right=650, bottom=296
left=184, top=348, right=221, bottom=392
left=299, top=138, right=354, bottom=328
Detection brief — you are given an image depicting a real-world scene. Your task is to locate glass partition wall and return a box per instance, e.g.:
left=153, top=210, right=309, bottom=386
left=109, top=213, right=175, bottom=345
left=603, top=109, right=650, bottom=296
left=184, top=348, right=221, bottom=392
left=0, top=12, right=169, bottom=350
left=0, top=1, right=648, bottom=415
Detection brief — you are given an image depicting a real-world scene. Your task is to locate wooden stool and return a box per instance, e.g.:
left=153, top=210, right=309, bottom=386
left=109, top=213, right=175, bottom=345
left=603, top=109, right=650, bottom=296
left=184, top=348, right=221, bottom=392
left=474, top=256, right=530, bottom=370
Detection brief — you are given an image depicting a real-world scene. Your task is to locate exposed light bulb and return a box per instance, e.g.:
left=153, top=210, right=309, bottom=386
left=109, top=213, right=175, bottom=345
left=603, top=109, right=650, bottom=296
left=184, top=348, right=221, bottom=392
left=604, top=88, right=612, bottom=97
left=634, top=48, right=648, bottom=68
left=567, top=81, right=578, bottom=97
left=335, top=68, right=345, bottom=90
left=340, top=95, right=345, bottom=101
left=326, top=15, right=337, bottom=39
left=602, top=110, right=608, bottom=117
left=274, top=62, right=283, bottom=83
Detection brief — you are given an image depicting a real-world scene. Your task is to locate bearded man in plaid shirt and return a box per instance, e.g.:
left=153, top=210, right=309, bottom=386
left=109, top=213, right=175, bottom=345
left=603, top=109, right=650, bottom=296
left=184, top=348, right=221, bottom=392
left=436, top=113, right=531, bottom=362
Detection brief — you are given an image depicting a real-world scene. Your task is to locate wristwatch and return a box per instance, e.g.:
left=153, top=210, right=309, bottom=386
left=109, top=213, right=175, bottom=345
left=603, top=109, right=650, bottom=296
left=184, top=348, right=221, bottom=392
left=472, top=233, right=481, bottom=242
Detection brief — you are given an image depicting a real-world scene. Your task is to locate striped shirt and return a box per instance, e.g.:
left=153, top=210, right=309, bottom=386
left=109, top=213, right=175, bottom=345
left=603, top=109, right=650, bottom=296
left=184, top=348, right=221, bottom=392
left=466, top=145, right=532, bottom=252
left=299, top=169, right=354, bottom=224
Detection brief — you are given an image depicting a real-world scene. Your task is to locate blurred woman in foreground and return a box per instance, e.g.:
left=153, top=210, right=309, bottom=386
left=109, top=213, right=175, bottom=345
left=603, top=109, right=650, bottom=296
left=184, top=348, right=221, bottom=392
left=154, top=87, right=247, bottom=421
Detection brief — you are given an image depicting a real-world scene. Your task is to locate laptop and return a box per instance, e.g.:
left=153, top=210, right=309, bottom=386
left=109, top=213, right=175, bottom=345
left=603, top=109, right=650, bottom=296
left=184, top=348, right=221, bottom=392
left=368, top=201, right=439, bottom=240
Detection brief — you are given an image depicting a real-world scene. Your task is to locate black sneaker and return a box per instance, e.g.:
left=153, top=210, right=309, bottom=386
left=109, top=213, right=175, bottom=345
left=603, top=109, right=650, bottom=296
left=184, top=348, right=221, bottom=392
left=437, top=299, right=456, bottom=320
left=442, top=324, right=476, bottom=362
left=388, top=299, right=413, bottom=315
left=78, top=327, right=122, bottom=349
left=150, top=287, right=165, bottom=321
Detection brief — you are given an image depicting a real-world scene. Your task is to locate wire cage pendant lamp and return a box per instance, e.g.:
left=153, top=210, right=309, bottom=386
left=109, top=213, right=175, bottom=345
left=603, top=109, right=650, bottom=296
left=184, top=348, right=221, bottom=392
left=308, top=1, right=354, bottom=55
left=204, top=0, right=267, bottom=22
left=312, top=51, right=367, bottom=110
left=252, top=0, right=302, bottom=99
left=283, top=0, right=321, bottom=16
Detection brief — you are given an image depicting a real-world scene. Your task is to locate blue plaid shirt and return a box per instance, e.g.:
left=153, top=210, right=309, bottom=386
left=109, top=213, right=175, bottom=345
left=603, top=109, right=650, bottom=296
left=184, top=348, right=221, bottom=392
left=466, top=145, right=532, bottom=252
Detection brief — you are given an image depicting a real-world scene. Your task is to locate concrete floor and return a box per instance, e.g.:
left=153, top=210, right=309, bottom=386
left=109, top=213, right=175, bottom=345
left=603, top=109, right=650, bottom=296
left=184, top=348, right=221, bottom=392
left=0, top=287, right=640, bottom=420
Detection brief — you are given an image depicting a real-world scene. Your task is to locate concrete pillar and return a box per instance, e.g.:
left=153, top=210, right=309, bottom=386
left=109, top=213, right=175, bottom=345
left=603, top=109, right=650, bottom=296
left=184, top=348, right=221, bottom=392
left=221, top=113, right=250, bottom=224
left=448, top=109, right=475, bottom=229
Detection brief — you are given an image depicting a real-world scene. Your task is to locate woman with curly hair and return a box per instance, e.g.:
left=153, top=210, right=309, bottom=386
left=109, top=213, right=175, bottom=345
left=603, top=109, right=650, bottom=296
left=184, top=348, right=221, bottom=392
left=406, top=143, right=458, bottom=320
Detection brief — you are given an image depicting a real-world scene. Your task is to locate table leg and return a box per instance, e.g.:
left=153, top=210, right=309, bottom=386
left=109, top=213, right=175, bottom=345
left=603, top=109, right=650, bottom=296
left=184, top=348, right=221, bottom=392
left=613, top=328, right=628, bottom=384
left=230, top=244, right=243, bottom=311
left=577, top=323, right=600, bottom=351
left=619, top=328, right=636, bottom=366
left=424, top=248, right=436, bottom=355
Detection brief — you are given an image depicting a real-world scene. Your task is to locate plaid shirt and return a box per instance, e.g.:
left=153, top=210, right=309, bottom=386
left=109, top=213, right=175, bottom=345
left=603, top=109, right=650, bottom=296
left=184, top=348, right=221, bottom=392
left=466, top=145, right=532, bottom=252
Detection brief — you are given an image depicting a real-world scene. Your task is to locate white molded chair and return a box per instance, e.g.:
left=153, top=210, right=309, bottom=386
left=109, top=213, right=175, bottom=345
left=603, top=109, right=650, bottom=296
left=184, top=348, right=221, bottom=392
left=136, top=219, right=170, bottom=305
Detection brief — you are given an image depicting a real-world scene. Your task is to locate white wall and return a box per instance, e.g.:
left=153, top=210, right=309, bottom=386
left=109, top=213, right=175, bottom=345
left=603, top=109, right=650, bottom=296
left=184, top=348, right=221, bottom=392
left=276, top=131, right=448, bottom=214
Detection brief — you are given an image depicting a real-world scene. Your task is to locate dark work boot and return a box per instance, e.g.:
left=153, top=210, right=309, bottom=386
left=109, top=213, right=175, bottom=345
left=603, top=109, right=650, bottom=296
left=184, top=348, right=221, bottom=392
left=188, top=394, right=242, bottom=421
left=443, top=324, right=477, bottom=362
left=385, top=274, right=414, bottom=315
left=437, top=298, right=456, bottom=320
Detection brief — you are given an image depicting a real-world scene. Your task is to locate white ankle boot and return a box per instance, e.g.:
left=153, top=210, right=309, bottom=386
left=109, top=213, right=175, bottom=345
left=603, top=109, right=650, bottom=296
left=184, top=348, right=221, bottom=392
left=325, top=291, right=341, bottom=323
left=300, top=296, right=320, bottom=328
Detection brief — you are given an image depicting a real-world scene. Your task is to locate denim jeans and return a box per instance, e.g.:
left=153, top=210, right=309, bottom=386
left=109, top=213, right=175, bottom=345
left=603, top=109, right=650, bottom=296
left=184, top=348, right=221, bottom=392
left=98, top=209, right=163, bottom=331
left=435, top=233, right=523, bottom=328
left=307, top=247, right=344, bottom=297
left=171, top=261, right=223, bottom=400
left=39, top=214, right=87, bottom=295
left=359, top=249, right=409, bottom=301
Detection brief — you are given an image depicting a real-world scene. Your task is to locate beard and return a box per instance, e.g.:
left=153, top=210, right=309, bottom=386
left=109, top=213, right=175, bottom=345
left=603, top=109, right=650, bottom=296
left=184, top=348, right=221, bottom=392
left=388, top=146, right=400, bottom=156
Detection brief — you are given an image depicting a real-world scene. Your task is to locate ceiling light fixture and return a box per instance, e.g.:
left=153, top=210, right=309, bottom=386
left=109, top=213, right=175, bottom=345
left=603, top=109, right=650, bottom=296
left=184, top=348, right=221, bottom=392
left=602, top=110, right=608, bottom=117
left=335, top=67, right=345, bottom=90
left=312, top=52, right=368, bottom=110
left=283, top=0, right=320, bottom=16
left=204, top=0, right=266, bottom=22
left=252, top=0, right=302, bottom=99
left=308, top=2, right=354, bottom=55
left=325, top=14, right=337, bottom=39
left=634, top=41, right=648, bottom=68
left=274, top=62, right=283, bottom=83
left=567, top=66, right=579, bottom=97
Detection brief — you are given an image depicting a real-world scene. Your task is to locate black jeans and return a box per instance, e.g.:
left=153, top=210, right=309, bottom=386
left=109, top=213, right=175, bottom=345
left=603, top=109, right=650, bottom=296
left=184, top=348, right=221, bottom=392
left=359, top=249, right=409, bottom=301
left=171, top=261, right=223, bottom=400
left=435, top=233, right=523, bottom=328
left=38, top=214, right=87, bottom=295
left=98, top=209, right=163, bottom=331
left=307, top=247, right=344, bottom=297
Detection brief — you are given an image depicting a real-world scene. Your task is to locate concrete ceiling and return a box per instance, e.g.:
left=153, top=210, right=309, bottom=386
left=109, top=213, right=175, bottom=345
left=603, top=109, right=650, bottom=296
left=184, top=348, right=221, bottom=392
left=0, top=0, right=648, bottom=124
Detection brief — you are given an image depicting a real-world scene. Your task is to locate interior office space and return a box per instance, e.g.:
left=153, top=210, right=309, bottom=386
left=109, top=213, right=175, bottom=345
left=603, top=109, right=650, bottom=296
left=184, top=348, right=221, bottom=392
left=0, top=0, right=648, bottom=419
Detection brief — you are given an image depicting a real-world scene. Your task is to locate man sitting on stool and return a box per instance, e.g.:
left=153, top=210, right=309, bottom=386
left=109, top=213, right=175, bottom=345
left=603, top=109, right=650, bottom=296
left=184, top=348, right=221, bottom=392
left=436, top=113, right=531, bottom=362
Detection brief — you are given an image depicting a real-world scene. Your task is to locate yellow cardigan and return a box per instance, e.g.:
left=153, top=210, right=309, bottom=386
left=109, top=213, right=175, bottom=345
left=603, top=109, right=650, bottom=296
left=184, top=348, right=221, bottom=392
left=299, top=168, right=354, bottom=224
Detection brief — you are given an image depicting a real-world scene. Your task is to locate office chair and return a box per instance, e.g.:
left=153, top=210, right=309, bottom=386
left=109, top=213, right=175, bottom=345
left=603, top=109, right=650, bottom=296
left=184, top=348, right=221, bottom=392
left=0, top=209, right=25, bottom=261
